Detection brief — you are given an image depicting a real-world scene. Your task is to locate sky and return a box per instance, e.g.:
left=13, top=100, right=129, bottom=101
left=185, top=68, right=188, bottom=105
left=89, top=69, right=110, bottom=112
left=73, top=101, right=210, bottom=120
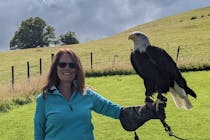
left=0, top=0, right=210, bottom=52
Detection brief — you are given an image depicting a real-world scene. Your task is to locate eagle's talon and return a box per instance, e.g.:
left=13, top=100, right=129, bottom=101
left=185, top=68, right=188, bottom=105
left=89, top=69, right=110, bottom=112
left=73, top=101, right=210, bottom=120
left=155, top=98, right=167, bottom=112
left=144, top=97, right=154, bottom=104
left=157, top=94, right=167, bottom=102
left=155, top=99, right=162, bottom=112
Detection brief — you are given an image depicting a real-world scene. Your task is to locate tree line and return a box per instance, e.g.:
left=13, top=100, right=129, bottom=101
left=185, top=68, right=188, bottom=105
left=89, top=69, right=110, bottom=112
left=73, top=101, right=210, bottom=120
left=10, top=17, right=79, bottom=50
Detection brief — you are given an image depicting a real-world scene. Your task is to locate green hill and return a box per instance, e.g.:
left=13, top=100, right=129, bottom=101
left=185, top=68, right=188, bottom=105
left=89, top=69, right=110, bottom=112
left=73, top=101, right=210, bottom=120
left=1, top=6, right=210, bottom=85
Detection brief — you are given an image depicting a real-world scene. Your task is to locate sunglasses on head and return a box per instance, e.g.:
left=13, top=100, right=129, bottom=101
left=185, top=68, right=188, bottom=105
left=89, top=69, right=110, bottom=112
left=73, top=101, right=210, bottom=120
left=58, top=62, right=76, bottom=68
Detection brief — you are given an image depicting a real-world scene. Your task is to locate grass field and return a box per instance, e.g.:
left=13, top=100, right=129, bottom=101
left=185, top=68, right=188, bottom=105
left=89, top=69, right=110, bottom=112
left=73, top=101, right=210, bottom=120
left=0, top=72, right=209, bottom=140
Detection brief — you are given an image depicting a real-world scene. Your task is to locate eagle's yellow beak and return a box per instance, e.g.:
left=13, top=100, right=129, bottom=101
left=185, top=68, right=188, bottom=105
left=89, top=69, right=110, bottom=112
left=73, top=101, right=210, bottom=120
left=128, top=34, right=134, bottom=40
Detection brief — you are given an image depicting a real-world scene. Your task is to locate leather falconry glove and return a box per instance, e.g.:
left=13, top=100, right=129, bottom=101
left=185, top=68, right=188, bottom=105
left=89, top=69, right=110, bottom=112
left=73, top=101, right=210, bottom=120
left=119, top=100, right=166, bottom=131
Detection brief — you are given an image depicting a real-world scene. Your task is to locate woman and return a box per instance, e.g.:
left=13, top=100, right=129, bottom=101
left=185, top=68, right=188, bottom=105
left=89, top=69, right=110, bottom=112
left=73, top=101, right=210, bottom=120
left=34, top=48, right=166, bottom=140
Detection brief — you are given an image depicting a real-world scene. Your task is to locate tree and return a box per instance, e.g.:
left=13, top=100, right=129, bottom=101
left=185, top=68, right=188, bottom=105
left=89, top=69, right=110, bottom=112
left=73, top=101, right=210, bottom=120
left=59, top=31, right=79, bottom=45
left=10, top=17, right=55, bottom=50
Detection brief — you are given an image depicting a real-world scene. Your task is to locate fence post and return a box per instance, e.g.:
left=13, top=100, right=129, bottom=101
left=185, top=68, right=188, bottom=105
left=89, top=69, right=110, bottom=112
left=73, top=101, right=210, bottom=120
left=11, top=66, right=14, bottom=90
left=90, top=52, right=93, bottom=69
left=27, top=61, right=30, bottom=81
left=51, top=53, right=54, bottom=62
left=131, top=49, right=133, bottom=52
left=176, top=46, right=180, bottom=63
left=113, top=54, right=118, bottom=67
left=40, top=58, right=42, bottom=75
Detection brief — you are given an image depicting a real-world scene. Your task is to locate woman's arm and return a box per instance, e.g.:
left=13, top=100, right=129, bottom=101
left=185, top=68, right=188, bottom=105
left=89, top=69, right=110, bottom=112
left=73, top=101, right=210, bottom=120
left=88, top=89, right=122, bottom=119
left=88, top=89, right=166, bottom=132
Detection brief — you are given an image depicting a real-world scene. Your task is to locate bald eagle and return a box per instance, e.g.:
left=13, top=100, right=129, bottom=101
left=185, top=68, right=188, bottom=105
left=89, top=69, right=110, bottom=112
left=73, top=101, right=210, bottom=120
left=129, top=31, right=197, bottom=109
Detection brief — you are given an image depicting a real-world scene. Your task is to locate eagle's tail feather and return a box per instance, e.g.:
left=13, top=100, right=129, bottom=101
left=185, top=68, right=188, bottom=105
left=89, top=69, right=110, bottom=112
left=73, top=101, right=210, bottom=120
left=169, top=82, right=193, bottom=110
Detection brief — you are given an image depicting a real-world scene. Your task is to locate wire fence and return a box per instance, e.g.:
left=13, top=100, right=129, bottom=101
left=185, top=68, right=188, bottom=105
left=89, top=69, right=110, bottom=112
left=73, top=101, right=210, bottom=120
left=0, top=47, right=182, bottom=89
left=0, top=51, right=133, bottom=87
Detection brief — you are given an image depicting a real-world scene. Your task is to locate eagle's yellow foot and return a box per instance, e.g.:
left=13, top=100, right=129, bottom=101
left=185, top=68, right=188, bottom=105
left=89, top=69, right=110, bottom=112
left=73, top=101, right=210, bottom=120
left=139, top=97, right=154, bottom=111
left=155, top=97, right=167, bottom=112
left=156, top=94, right=167, bottom=111
left=155, top=99, right=163, bottom=112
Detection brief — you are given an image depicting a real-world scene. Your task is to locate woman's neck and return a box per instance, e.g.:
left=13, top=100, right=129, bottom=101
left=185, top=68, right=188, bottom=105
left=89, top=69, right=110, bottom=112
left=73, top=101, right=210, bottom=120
left=58, top=82, right=72, bottom=100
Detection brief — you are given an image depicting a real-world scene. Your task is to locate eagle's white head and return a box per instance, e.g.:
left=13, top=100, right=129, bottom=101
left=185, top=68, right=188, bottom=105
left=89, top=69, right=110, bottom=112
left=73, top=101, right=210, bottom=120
left=128, top=31, right=151, bottom=53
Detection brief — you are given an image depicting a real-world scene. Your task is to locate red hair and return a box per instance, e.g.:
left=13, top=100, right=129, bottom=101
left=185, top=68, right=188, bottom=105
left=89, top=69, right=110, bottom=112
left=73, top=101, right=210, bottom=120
left=42, top=48, right=85, bottom=97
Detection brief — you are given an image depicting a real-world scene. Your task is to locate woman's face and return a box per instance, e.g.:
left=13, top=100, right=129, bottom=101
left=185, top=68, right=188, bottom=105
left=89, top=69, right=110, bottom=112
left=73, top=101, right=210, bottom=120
left=57, top=53, right=77, bottom=83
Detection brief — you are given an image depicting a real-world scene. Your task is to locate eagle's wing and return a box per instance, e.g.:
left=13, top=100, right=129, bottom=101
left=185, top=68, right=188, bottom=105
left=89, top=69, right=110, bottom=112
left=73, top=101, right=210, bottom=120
left=130, top=50, right=158, bottom=97
left=147, top=46, right=178, bottom=78
left=130, top=51, right=143, bottom=78
left=148, top=46, right=196, bottom=109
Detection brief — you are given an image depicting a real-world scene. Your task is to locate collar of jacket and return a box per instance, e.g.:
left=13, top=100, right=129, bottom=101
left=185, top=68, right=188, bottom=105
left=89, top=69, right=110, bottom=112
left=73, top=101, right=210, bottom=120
left=47, top=80, right=78, bottom=95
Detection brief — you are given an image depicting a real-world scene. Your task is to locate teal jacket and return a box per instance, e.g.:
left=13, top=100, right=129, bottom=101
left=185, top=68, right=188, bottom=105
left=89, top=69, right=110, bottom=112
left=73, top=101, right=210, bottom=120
left=34, top=86, right=121, bottom=140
